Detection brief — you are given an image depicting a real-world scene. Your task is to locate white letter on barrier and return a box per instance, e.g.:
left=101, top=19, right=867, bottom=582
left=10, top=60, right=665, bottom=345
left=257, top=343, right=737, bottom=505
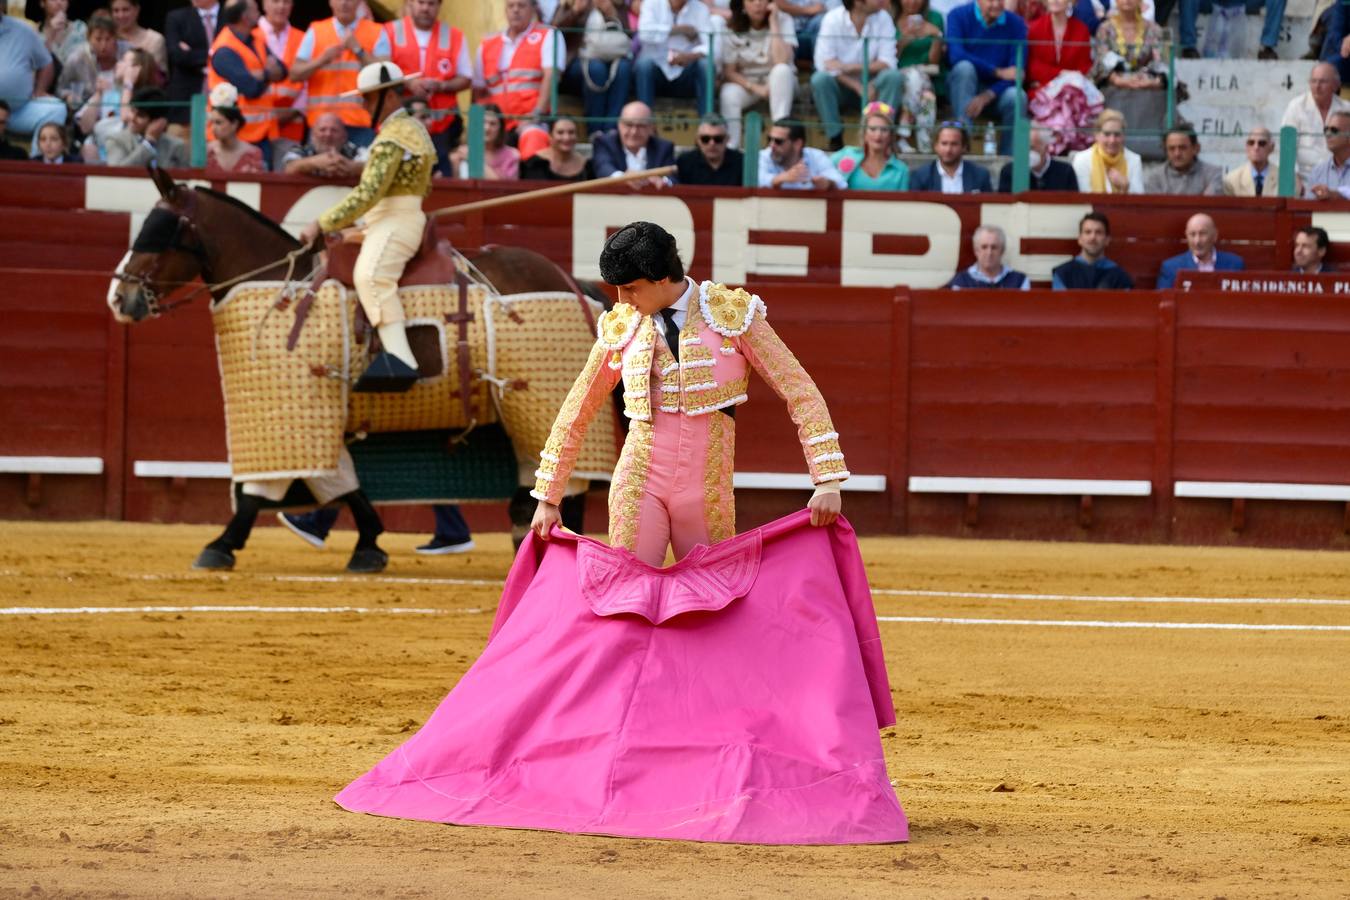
left=839, top=200, right=961, bottom=288
left=571, top=195, right=695, bottom=280
left=712, top=197, right=827, bottom=283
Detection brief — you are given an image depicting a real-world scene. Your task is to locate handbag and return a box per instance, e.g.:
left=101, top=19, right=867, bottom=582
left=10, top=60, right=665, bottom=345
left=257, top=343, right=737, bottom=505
left=579, top=10, right=631, bottom=91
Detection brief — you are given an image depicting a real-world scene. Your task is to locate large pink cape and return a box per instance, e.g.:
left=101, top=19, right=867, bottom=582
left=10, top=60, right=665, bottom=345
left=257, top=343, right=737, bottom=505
left=335, top=510, right=908, bottom=844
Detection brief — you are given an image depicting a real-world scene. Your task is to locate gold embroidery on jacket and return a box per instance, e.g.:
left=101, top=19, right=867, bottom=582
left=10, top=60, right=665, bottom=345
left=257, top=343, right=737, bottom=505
left=608, top=419, right=653, bottom=551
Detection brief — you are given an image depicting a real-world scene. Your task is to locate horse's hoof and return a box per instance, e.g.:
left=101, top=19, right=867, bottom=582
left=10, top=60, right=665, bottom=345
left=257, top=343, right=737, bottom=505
left=193, top=546, right=236, bottom=570
left=347, top=547, right=388, bottom=574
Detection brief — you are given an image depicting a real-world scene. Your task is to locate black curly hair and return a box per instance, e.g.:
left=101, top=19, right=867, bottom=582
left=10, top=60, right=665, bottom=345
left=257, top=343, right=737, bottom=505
left=598, top=221, right=685, bottom=286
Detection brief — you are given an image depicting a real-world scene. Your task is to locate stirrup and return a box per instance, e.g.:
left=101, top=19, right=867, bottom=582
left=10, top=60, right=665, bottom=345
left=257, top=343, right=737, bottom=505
left=353, top=352, right=420, bottom=393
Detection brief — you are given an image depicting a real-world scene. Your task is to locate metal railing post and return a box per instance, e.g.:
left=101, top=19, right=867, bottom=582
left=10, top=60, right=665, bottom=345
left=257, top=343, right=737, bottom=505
left=743, top=110, right=763, bottom=187
left=1279, top=125, right=1298, bottom=197
left=467, top=103, right=485, bottom=179
left=190, top=93, right=207, bottom=168
left=1011, top=42, right=1029, bottom=191
left=860, top=36, right=870, bottom=108
left=705, top=29, right=715, bottom=116
left=1165, top=42, right=1176, bottom=131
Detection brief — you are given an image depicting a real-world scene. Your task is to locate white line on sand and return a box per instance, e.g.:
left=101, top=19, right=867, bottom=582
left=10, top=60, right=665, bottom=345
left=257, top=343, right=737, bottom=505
left=877, top=616, right=1350, bottom=632
left=0, top=605, right=477, bottom=616
left=873, top=589, right=1350, bottom=607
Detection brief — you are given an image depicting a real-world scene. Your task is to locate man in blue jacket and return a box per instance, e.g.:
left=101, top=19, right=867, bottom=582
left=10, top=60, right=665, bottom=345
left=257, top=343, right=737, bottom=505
left=910, top=122, right=992, bottom=193
left=1156, top=213, right=1245, bottom=289
left=591, top=101, right=676, bottom=186
left=945, top=0, right=1026, bottom=155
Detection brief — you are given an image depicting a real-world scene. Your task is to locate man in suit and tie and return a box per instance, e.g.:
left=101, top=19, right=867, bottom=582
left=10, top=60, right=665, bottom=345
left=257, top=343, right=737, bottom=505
left=165, top=0, right=222, bottom=140
left=910, top=122, right=992, bottom=194
left=591, top=101, right=675, bottom=188
left=998, top=127, right=1078, bottom=193
left=1223, top=127, right=1291, bottom=198
left=1156, top=213, right=1245, bottom=289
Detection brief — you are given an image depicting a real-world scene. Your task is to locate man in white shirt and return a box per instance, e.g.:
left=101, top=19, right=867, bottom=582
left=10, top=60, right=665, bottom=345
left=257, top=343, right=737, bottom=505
left=1280, top=62, right=1350, bottom=182
left=757, top=118, right=846, bottom=190
left=634, top=0, right=713, bottom=115
left=809, top=0, right=901, bottom=151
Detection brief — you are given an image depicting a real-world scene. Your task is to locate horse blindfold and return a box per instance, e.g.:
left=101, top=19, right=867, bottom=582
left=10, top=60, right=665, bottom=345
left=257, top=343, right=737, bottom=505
left=132, top=207, right=190, bottom=254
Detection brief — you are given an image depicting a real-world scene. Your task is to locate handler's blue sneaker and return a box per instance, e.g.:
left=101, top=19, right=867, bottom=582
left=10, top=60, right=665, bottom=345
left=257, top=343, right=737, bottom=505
left=415, top=537, right=475, bottom=555
left=277, top=512, right=326, bottom=549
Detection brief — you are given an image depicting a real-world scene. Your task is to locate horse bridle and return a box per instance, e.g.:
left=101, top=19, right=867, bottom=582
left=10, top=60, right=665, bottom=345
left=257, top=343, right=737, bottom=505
left=114, top=194, right=214, bottom=316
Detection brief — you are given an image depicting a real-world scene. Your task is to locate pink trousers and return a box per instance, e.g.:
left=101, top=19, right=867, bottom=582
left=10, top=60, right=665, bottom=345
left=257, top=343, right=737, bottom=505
left=620, top=408, right=736, bottom=567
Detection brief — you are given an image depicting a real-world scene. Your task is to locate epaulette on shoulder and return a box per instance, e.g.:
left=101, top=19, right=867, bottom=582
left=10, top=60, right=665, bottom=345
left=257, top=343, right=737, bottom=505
left=598, top=302, right=642, bottom=351
left=698, top=281, right=765, bottom=338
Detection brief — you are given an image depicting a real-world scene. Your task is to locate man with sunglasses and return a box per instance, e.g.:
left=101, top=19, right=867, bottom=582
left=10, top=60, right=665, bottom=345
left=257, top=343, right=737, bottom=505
left=758, top=118, right=846, bottom=189
left=676, top=112, right=745, bottom=185
left=1305, top=111, right=1350, bottom=200
left=1224, top=127, right=1290, bottom=198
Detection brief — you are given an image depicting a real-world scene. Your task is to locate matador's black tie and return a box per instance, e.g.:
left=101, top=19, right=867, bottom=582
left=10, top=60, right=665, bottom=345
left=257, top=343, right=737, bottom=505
left=659, top=307, right=681, bottom=363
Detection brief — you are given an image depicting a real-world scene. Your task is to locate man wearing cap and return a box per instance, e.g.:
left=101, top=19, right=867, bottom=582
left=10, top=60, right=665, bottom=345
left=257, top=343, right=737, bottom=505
left=299, top=61, right=435, bottom=392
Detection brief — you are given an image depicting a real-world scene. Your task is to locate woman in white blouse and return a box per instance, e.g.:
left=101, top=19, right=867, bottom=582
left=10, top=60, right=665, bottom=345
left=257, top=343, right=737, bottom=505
left=716, top=0, right=796, bottom=148
left=1070, top=109, right=1145, bottom=194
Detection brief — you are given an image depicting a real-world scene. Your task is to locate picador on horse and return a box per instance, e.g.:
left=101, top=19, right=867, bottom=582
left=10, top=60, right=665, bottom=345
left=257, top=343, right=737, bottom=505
left=108, top=61, right=621, bottom=574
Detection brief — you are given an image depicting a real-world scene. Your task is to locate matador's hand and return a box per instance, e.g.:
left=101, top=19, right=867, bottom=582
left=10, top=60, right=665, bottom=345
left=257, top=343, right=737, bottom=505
left=808, top=485, right=841, bottom=527
left=531, top=500, right=562, bottom=541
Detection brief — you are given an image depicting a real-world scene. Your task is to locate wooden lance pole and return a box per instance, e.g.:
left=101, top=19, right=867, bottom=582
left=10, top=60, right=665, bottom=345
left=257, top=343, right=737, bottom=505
left=428, top=166, right=678, bottom=220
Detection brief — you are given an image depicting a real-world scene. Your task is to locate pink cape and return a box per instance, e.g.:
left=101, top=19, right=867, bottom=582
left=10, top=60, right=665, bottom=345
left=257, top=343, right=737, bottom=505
left=334, top=510, right=909, bottom=844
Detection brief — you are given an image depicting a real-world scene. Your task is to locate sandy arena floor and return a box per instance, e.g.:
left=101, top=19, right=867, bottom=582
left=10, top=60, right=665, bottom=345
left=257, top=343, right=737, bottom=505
left=1, top=520, right=1348, bottom=899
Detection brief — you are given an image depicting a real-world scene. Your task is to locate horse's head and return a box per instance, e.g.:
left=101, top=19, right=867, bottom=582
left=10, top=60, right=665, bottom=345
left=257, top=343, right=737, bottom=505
left=107, top=166, right=209, bottom=323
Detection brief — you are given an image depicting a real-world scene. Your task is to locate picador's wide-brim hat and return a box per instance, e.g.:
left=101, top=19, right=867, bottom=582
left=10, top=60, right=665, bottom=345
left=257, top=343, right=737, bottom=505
left=342, top=62, right=421, bottom=97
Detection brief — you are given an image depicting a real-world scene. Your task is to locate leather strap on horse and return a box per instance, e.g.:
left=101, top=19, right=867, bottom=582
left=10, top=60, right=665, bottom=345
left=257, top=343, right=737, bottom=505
left=446, top=269, right=476, bottom=428
left=286, top=257, right=329, bottom=352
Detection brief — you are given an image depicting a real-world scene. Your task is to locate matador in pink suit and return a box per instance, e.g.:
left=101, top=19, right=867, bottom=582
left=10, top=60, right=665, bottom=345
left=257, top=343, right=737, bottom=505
left=530, top=221, right=848, bottom=563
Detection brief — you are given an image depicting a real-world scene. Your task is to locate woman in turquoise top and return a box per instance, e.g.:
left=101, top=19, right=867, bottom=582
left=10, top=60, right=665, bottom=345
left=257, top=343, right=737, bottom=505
left=830, top=101, right=910, bottom=191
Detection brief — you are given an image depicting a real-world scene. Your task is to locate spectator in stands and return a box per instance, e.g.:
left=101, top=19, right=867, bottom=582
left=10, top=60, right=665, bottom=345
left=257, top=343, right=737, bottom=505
left=1156, top=213, right=1245, bottom=289
left=998, top=125, right=1078, bottom=191
left=405, top=96, right=431, bottom=124
left=1090, top=0, right=1166, bottom=162
left=0, top=5, right=68, bottom=156
left=592, top=100, right=676, bottom=183
left=559, top=0, right=632, bottom=136
left=57, top=13, right=116, bottom=109
left=111, top=0, right=166, bottom=74
left=33, top=120, right=79, bottom=162
left=1052, top=212, right=1134, bottom=289
left=778, top=0, right=834, bottom=61
left=831, top=100, right=909, bottom=189
left=39, top=0, right=88, bottom=72
left=208, top=0, right=287, bottom=159
left=258, top=0, right=306, bottom=158
left=1146, top=126, right=1222, bottom=195
left=811, top=0, right=903, bottom=153
left=281, top=110, right=362, bottom=177
left=758, top=117, right=847, bottom=189
left=385, top=0, right=471, bottom=175
left=472, top=0, right=560, bottom=137
left=895, top=0, right=941, bottom=153
left=205, top=83, right=266, bottom=172
left=1070, top=109, right=1143, bottom=194
left=1256, top=0, right=1283, bottom=61
left=634, top=0, right=712, bottom=115
left=910, top=121, right=992, bottom=192
left=78, top=47, right=161, bottom=162
left=1291, top=226, right=1331, bottom=273
left=165, top=0, right=223, bottom=141
left=719, top=0, right=796, bottom=150
left=1024, top=0, right=1094, bottom=156
left=1223, top=126, right=1288, bottom=197
left=106, top=86, right=190, bottom=167
left=450, top=102, right=520, bottom=179
left=1319, top=0, right=1350, bottom=88
left=0, top=100, right=31, bottom=159
left=291, top=0, right=391, bottom=146
left=1305, top=110, right=1350, bottom=200
left=949, top=224, right=1030, bottom=289
left=521, top=114, right=595, bottom=180
left=1281, top=63, right=1350, bottom=182
left=945, top=0, right=1027, bottom=155
left=675, top=111, right=744, bottom=185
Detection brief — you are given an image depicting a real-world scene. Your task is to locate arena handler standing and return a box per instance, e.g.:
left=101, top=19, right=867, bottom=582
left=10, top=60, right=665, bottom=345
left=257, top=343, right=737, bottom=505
left=299, top=61, right=433, bottom=393
left=530, top=220, right=846, bottom=564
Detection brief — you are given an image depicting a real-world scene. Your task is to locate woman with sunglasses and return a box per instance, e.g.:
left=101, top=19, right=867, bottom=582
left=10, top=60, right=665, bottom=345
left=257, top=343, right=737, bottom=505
left=719, top=0, right=797, bottom=149
left=830, top=100, right=909, bottom=190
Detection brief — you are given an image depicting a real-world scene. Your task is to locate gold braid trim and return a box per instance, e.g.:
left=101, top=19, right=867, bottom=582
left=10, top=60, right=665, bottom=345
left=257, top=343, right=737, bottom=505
left=532, top=338, right=621, bottom=504
left=608, top=419, right=654, bottom=552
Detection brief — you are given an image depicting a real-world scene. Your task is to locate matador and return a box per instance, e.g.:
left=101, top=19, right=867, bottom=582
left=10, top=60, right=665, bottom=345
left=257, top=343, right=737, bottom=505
left=301, top=61, right=434, bottom=392
left=531, top=221, right=847, bottom=566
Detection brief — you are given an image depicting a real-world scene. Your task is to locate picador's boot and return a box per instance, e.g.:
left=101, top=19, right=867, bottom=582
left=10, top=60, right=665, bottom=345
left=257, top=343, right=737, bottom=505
left=354, top=322, right=420, bottom=393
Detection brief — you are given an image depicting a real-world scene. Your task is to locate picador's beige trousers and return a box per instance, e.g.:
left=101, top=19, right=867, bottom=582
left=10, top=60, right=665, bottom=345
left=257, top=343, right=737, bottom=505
left=353, top=195, right=427, bottom=327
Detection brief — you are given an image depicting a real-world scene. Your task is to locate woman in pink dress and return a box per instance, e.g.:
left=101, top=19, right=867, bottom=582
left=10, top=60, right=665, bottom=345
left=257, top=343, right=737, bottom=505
left=334, top=222, right=908, bottom=845
left=449, top=103, right=519, bottom=179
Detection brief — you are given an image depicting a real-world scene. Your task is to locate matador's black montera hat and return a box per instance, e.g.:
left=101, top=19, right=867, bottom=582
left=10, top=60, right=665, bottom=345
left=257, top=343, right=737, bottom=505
left=599, top=221, right=685, bottom=286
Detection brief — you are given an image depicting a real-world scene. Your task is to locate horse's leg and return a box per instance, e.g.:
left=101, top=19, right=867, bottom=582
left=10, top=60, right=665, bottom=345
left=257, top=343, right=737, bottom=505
left=193, top=490, right=263, bottom=570
left=340, top=489, right=388, bottom=574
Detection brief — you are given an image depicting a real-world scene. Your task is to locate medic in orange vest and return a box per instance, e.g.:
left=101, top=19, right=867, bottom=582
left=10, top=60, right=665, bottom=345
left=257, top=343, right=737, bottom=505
left=289, top=0, right=392, bottom=144
left=207, top=0, right=287, bottom=146
left=386, top=0, right=470, bottom=171
left=256, top=0, right=306, bottom=143
left=473, top=0, right=562, bottom=132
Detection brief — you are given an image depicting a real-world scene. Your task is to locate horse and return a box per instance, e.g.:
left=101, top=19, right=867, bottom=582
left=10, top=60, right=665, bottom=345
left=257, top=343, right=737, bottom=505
left=107, top=166, right=602, bottom=572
